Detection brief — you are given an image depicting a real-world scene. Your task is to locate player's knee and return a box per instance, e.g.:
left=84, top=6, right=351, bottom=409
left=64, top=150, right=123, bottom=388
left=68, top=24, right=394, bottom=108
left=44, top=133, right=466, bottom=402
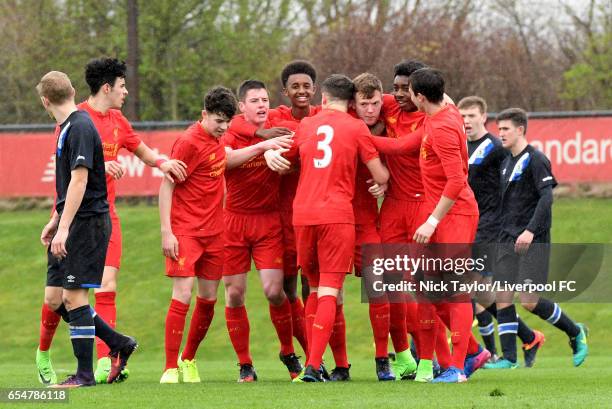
left=520, top=301, right=537, bottom=311
left=98, top=278, right=117, bottom=293
left=263, top=284, right=285, bottom=305
left=226, top=286, right=245, bottom=306
left=44, top=298, right=62, bottom=311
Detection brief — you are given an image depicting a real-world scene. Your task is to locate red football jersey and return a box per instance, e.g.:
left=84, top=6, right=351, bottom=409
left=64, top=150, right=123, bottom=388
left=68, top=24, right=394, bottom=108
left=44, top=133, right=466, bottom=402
left=270, top=105, right=322, bottom=213
left=77, top=101, right=142, bottom=205
left=228, top=105, right=322, bottom=214
left=288, top=109, right=379, bottom=226
left=419, top=105, right=478, bottom=216
left=170, top=123, right=226, bottom=236
left=381, top=94, right=426, bottom=201
left=222, top=114, right=280, bottom=213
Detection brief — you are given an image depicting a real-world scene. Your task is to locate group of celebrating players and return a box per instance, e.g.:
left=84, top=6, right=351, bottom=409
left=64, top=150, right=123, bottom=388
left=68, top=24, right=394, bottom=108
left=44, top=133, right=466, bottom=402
left=34, top=56, right=588, bottom=388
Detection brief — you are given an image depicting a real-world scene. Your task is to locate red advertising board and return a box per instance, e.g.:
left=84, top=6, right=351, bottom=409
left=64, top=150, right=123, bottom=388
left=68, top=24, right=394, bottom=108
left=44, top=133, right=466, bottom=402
left=1, top=115, right=611, bottom=197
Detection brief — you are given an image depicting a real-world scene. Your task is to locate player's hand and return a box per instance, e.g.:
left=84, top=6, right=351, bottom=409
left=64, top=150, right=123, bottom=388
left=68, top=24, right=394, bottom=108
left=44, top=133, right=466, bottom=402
left=40, top=219, right=59, bottom=247
left=162, top=231, right=179, bottom=261
left=256, top=127, right=293, bottom=140
left=413, top=221, right=435, bottom=244
left=262, top=134, right=293, bottom=151
left=515, top=230, right=534, bottom=255
left=264, top=148, right=291, bottom=171
left=367, top=179, right=387, bottom=198
left=160, top=159, right=187, bottom=183
left=105, top=160, right=126, bottom=180
left=50, top=226, right=69, bottom=259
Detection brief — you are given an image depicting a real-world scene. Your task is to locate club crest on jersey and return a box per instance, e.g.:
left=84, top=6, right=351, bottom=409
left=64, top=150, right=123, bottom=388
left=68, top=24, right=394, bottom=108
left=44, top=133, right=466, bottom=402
left=420, top=134, right=428, bottom=159
left=113, top=127, right=119, bottom=142
left=209, top=152, right=216, bottom=161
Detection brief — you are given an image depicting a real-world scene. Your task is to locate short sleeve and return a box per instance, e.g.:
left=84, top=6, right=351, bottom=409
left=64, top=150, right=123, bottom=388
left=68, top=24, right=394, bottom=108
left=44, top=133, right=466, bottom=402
left=170, top=138, right=200, bottom=181
left=68, top=122, right=97, bottom=170
left=116, top=112, right=142, bottom=152
left=531, top=152, right=557, bottom=190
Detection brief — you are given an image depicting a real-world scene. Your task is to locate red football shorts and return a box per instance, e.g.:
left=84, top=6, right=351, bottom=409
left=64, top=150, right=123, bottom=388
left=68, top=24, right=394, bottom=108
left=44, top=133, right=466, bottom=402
left=354, top=222, right=382, bottom=277
left=295, top=223, right=355, bottom=289
left=280, top=209, right=298, bottom=277
left=166, top=234, right=224, bottom=280
left=379, top=197, right=425, bottom=243
left=104, top=206, right=122, bottom=269
left=431, top=213, right=479, bottom=244
left=223, top=210, right=284, bottom=276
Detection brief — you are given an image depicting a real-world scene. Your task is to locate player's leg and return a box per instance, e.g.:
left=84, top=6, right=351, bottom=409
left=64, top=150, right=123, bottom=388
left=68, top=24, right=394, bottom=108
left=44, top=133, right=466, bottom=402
left=179, top=236, right=224, bottom=382
left=520, top=293, right=586, bottom=366
left=223, top=272, right=255, bottom=382
left=92, top=208, right=122, bottom=382
left=223, top=211, right=257, bottom=382
left=36, top=285, right=63, bottom=385
left=379, top=198, right=415, bottom=377
left=328, top=289, right=351, bottom=381
left=485, top=292, right=520, bottom=369
left=178, top=278, right=219, bottom=383
left=281, top=210, right=309, bottom=355
left=254, top=212, right=301, bottom=378
left=55, top=288, right=96, bottom=387
left=300, top=224, right=353, bottom=382
left=518, top=242, right=586, bottom=366
left=93, top=266, right=119, bottom=383
left=161, top=277, right=193, bottom=383
left=357, top=223, right=394, bottom=380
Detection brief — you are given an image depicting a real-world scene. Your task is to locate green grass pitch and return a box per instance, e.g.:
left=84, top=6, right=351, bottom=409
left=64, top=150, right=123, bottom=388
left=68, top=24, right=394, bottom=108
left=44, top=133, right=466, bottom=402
left=0, top=198, right=610, bottom=408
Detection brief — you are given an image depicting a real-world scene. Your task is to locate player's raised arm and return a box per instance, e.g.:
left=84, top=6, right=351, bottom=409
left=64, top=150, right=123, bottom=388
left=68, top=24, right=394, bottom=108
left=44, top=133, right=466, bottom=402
left=369, top=127, right=424, bottom=155
left=132, top=142, right=187, bottom=183
left=225, top=134, right=293, bottom=169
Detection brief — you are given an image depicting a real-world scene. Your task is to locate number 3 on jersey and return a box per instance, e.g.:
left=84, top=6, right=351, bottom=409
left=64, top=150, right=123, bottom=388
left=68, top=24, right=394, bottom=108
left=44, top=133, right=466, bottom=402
left=314, top=125, right=333, bottom=168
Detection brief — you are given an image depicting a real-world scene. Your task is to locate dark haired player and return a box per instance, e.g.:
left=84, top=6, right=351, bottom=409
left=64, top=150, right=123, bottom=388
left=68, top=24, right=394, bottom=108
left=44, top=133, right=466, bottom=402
left=370, top=68, right=486, bottom=382
left=232, top=61, right=322, bottom=365
left=37, top=71, right=136, bottom=388
left=222, top=80, right=299, bottom=382
left=36, top=57, right=186, bottom=384
left=458, top=96, right=545, bottom=368
left=484, top=108, right=588, bottom=369
left=281, top=74, right=389, bottom=382
left=159, top=86, right=288, bottom=383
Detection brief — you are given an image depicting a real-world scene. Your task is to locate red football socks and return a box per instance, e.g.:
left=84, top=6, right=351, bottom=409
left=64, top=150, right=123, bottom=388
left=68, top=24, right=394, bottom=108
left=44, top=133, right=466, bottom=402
left=94, top=291, right=116, bottom=359
left=269, top=298, right=295, bottom=356
left=307, top=295, right=337, bottom=369
left=181, top=297, right=215, bottom=361
left=39, top=303, right=61, bottom=351
left=369, top=301, right=390, bottom=358
left=164, top=299, right=189, bottom=370
left=290, top=298, right=309, bottom=354
left=304, top=292, right=318, bottom=359
left=225, top=305, right=252, bottom=365
left=329, top=304, right=349, bottom=367
left=389, top=302, right=410, bottom=353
